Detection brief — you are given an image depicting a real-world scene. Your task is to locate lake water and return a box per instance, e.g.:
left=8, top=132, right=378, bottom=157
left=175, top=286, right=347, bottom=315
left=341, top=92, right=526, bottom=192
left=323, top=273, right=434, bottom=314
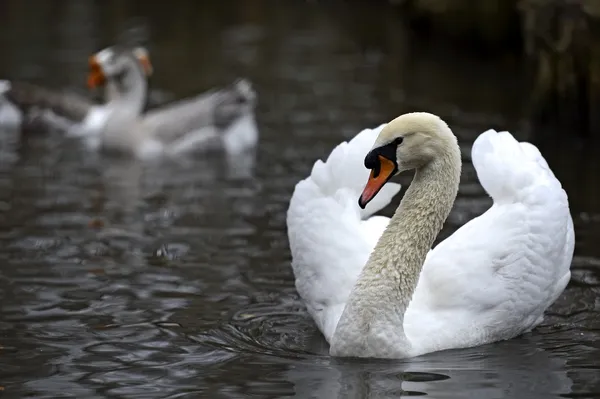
left=0, top=1, right=598, bottom=398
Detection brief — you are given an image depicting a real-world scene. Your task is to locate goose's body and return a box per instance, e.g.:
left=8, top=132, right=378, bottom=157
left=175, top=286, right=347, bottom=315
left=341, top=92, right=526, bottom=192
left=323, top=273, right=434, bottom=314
left=86, top=45, right=258, bottom=159
left=0, top=80, right=24, bottom=128
left=97, top=78, right=258, bottom=159
left=2, top=81, right=91, bottom=125
left=287, top=113, right=574, bottom=359
left=0, top=79, right=102, bottom=133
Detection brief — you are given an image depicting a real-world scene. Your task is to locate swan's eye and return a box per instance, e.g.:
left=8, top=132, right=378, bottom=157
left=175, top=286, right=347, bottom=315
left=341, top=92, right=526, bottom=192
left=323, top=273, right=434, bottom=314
left=394, top=137, right=404, bottom=146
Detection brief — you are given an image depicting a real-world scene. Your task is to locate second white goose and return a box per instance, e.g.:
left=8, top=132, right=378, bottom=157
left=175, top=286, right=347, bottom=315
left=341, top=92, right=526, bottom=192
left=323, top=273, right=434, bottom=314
left=85, top=45, right=258, bottom=159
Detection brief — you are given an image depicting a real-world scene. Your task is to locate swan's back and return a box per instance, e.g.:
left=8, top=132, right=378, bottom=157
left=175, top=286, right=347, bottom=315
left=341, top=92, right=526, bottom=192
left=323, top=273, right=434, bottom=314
left=287, top=124, right=401, bottom=341
left=407, top=130, right=573, bottom=355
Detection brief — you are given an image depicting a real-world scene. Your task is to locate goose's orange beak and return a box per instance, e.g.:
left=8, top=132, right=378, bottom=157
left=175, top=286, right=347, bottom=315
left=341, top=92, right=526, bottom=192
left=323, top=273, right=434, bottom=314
left=137, top=53, right=153, bottom=77
left=133, top=48, right=153, bottom=77
left=358, top=155, right=396, bottom=209
left=87, top=55, right=106, bottom=89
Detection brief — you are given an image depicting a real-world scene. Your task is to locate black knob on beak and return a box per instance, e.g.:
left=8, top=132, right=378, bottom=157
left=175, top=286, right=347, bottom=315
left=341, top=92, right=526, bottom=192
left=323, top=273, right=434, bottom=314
left=364, top=150, right=381, bottom=177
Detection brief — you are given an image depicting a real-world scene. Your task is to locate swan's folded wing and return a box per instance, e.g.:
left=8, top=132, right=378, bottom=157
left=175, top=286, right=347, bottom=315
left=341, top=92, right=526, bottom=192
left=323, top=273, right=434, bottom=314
left=414, top=192, right=570, bottom=336
left=360, top=215, right=392, bottom=248
left=408, top=132, right=573, bottom=344
left=287, top=125, right=401, bottom=342
left=288, top=179, right=379, bottom=341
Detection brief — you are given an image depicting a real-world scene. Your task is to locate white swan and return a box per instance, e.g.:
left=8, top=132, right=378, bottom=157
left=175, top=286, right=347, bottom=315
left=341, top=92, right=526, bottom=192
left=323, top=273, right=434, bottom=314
left=287, top=112, right=574, bottom=359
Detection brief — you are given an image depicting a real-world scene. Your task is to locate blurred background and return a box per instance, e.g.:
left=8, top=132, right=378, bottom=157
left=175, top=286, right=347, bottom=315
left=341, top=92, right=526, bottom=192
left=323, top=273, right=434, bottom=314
left=0, top=0, right=599, bottom=398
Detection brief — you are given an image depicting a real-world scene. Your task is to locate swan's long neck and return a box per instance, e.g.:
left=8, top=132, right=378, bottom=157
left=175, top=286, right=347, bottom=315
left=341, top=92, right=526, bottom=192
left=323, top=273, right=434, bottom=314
left=330, top=142, right=461, bottom=358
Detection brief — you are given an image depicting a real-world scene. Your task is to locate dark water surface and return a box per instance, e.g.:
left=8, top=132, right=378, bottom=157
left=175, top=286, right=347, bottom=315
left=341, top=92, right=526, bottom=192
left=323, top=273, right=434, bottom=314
left=0, top=1, right=599, bottom=398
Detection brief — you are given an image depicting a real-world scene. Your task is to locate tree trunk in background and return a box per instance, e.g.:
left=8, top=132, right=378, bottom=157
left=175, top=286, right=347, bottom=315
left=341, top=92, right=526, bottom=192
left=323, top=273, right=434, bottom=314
left=388, top=0, right=600, bottom=139
left=520, top=0, right=600, bottom=139
left=396, top=0, right=521, bottom=52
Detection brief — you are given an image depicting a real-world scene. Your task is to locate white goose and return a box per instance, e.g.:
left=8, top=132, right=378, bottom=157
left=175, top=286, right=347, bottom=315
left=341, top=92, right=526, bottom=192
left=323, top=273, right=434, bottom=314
left=0, top=46, right=153, bottom=135
left=85, top=45, right=258, bottom=159
left=287, top=112, right=574, bottom=359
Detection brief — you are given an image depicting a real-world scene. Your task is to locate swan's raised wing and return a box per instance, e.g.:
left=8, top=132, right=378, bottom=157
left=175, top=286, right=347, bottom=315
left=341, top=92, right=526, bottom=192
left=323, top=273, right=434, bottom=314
left=287, top=124, right=402, bottom=342
left=407, top=130, right=573, bottom=350
left=141, top=79, right=256, bottom=146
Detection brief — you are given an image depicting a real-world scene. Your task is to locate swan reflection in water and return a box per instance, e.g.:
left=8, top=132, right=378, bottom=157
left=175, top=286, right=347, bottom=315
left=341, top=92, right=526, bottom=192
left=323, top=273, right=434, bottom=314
left=285, top=338, right=572, bottom=399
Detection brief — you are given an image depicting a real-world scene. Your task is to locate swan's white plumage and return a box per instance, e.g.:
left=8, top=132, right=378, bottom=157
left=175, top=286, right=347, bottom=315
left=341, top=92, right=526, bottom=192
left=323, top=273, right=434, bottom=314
left=287, top=125, right=574, bottom=357
left=287, top=125, right=401, bottom=340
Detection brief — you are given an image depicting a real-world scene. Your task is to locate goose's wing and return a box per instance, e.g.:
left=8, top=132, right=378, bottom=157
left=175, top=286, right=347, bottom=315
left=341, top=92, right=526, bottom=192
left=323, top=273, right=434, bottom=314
left=4, top=80, right=94, bottom=123
left=0, top=81, right=23, bottom=127
left=287, top=123, right=402, bottom=342
left=406, top=130, right=573, bottom=352
left=141, top=79, right=256, bottom=149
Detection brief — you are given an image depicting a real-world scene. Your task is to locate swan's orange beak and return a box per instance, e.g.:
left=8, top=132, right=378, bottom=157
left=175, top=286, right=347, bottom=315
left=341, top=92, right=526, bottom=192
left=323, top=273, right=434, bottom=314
left=87, top=55, right=106, bottom=89
left=359, top=155, right=396, bottom=209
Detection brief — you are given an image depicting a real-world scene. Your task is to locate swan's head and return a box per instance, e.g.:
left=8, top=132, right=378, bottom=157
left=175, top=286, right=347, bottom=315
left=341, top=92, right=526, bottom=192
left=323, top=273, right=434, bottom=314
left=358, top=112, right=455, bottom=209
left=87, top=46, right=153, bottom=90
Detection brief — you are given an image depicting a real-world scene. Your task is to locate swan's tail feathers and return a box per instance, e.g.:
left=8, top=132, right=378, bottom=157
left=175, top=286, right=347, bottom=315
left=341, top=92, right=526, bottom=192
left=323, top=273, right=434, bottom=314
left=518, top=141, right=554, bottom=175
left=300, top=124, right=401, bottom=219
left=471, top=129, right=560, bottom=203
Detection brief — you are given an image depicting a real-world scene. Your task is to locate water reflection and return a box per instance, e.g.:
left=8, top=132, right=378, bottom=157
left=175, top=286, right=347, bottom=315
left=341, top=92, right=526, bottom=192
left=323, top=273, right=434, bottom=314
left=0, top=1, right=598, bottom=398
left=287, top=341, right=572, bottom=399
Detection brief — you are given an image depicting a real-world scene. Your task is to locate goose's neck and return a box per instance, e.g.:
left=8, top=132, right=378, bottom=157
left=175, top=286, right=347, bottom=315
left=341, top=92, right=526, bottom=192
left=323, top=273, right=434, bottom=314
left=108, top=69, right=147, bottom=115
left=330, top=145, right=461, bottom=358
left=98, top=70, right=147, bottom=150
left=103, top=81, right=121, bottom=103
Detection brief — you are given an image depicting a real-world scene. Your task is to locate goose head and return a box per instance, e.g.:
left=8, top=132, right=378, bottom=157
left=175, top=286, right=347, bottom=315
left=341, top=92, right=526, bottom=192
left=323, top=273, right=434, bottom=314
left=214, top=79, right=257, bottom=126
left=0, top=80, right=10, bottom=96
left=87, top=45, right=153, bottom=91
left=358, top=112, right=456, bottom=208
left=0, top=80, right=10, bottom=107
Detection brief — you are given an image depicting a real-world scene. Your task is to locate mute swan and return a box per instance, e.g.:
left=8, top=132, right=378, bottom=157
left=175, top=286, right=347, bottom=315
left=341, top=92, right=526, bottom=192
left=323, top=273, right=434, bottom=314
left=287, top=112, right=574, bottom=359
